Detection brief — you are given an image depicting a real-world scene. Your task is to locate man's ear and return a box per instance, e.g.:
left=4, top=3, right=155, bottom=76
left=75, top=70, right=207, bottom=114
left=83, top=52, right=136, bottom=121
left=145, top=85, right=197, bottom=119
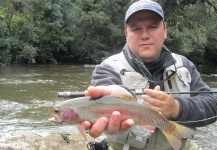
left=164, top=24, right=167, bottom=39
left=124, top=25, right=127, bottom=36
left=164, top=33, right=167, bottom=39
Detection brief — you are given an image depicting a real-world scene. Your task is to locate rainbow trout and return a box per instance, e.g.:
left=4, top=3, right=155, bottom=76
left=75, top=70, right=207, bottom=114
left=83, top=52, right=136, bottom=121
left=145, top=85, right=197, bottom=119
left=48, top=95, right=195, bottom=150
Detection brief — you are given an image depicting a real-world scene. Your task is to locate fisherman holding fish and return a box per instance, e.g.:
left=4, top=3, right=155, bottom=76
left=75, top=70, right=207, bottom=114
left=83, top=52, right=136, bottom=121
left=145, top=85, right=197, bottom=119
left=49, top=0, right=217, bottom=149
left=82, top=0, right=217, bottom=149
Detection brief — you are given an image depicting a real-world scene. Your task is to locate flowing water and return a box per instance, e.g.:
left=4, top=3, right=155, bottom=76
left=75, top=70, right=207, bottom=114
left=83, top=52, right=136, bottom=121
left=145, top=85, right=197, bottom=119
left=0, top=64, right=217, bottom=149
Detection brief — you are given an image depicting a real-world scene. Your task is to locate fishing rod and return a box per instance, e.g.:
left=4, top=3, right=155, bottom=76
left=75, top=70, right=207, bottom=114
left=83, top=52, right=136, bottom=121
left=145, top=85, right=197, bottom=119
left=57, top=90, right=217, bottom=98
left=57, top=91, right=89, bottom=98
left=57, top=90, right=217, bottom=124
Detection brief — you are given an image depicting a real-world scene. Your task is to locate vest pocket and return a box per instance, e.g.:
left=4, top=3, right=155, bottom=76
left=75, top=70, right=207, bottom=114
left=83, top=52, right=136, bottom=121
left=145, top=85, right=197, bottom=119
left=122, top=72, right=149, bottom=90
left=109, top=125, right=152, bottom=149
left=126, top=126, right=152, bottom=149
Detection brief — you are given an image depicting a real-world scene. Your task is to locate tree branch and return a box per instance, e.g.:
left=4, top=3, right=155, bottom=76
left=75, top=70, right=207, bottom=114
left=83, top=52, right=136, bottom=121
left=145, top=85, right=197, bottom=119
left=205, top=0, right=217, bottom=13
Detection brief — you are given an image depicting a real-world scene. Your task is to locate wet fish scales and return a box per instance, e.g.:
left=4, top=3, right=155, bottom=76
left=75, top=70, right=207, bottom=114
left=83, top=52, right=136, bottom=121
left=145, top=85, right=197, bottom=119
left=49, top=95, right=195, bottom=150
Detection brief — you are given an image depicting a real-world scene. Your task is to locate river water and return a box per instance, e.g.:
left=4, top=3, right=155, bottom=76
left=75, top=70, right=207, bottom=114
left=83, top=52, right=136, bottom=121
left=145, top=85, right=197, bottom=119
left=0, top=65, right=217, bottom=149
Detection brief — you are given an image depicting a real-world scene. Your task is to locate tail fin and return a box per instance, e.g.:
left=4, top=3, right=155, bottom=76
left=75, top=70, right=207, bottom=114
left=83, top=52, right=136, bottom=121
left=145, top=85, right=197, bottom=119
left=162, top=122, right=195, bottom=150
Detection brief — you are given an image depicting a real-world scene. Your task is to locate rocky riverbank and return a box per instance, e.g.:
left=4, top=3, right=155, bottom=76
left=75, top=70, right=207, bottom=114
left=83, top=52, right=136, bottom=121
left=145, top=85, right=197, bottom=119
left=0, top=132, right=103, bottom=150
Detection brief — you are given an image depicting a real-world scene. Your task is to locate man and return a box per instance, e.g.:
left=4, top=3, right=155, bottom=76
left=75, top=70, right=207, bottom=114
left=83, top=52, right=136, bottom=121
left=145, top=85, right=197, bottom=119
left=82, top=0, right=217, bottom=149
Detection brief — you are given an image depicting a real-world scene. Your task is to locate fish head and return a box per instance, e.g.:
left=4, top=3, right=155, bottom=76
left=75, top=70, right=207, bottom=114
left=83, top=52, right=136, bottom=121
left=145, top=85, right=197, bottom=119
left=48, top=105, right=79, bottom=124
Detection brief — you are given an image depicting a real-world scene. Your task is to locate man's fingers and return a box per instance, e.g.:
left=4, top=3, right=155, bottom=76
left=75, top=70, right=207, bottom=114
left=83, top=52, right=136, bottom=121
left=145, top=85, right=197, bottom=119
left=87, top=86, right=112, bottom=98
left=81, top=121, right=92, bottom=130
left=142, top=94, right=163, bottom=107
left=89, top=117, right=108, bottom=138
left=120, top=119, right=134, bottom=131
left=106, top=111, right=121, bottom=134
left=143, top=88, right=166, bottom=101
left=87, top=85, right=132, bottom=99
left=86, top=111, right=135, bottom=137
left=154, top=85, right=161, bottom=91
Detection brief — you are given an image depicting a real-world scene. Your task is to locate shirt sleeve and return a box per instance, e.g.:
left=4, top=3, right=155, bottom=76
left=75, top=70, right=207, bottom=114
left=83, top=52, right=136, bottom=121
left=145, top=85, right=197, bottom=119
left=173, top=56, right=217, bottom=127
left=91, top=62, right=122, bottom=86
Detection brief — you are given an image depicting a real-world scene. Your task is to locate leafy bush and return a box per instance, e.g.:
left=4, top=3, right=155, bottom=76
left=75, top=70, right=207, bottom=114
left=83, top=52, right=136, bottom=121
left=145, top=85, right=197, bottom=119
left=0, top=0, right=216, bottom=64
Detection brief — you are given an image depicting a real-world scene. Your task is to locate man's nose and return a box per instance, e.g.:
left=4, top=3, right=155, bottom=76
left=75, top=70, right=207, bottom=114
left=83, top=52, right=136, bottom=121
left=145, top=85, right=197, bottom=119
left=141, top=28, right=150, bottom=40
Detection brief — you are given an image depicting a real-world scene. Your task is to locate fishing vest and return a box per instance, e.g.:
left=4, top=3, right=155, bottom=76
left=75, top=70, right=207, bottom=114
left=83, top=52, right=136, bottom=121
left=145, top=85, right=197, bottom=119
left=103, top=52, right=193, bottom=150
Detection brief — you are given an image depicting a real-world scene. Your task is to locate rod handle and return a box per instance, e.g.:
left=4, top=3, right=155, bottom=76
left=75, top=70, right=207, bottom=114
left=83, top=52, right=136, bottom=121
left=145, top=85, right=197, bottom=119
left=57, top=91, right=88, bottom=98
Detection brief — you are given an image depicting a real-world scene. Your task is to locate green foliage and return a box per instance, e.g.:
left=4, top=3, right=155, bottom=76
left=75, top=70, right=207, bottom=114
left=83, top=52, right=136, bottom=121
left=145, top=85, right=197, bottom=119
left=17, top=44, right=38, bottom=64
left=163, top=0, right=217, bottom=64
left=0, top=0, right=216, bottom=65
left=60, top=0, right=131, bottom=63
left=204, top=14, right=217, bottom=63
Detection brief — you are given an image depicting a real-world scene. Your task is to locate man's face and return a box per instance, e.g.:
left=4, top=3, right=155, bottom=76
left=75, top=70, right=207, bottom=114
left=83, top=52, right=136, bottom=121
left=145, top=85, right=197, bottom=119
left=125, top=10, right=167, bottom=62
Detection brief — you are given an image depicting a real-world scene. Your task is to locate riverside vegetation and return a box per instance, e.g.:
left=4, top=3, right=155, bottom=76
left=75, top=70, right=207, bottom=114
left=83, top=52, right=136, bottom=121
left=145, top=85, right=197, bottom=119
left=0, top=0, right=216, bottom=65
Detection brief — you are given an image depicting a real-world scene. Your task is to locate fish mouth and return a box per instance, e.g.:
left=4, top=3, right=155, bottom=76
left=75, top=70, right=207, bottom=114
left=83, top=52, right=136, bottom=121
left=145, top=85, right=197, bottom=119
left=48, top=115, right=63, bottom=124
left=48, top=117, right=57, bottom=123
left=48, top=107, right=63, bottom=123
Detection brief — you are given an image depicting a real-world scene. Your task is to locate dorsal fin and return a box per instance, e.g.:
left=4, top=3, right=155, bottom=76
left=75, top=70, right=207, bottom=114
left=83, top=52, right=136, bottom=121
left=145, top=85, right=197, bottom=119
left=115, top=94, right=137, bottom=102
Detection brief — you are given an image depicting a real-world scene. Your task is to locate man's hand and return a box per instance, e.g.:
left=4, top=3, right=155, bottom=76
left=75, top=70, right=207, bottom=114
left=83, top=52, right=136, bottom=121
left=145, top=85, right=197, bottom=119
left=81, top=85, right=134, bottom=138
left=141, top=86, right=180, bottom=119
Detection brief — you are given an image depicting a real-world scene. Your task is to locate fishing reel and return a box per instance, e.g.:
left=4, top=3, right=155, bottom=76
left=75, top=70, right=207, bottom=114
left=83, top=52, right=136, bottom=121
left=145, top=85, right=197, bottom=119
left=87, top=139, right=109, bottom=150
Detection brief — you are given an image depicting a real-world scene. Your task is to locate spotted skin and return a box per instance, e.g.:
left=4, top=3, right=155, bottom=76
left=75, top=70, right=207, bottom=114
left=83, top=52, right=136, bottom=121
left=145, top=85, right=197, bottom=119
left=49, top=95, right=195, bottom=150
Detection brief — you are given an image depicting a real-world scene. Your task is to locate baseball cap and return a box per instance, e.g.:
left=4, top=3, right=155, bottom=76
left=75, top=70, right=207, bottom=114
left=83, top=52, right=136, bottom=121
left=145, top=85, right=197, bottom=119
left=125, top=0, right=164, bottom=23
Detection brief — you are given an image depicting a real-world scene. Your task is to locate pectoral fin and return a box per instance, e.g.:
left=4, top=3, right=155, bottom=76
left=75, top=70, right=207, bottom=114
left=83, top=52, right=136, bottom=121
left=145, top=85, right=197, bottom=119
left=76, top=124, right=87, bottom=140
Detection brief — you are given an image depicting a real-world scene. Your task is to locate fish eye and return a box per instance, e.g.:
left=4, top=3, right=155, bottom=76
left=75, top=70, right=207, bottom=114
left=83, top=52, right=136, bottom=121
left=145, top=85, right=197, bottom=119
left=54, top=108, right=60, bottom=114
